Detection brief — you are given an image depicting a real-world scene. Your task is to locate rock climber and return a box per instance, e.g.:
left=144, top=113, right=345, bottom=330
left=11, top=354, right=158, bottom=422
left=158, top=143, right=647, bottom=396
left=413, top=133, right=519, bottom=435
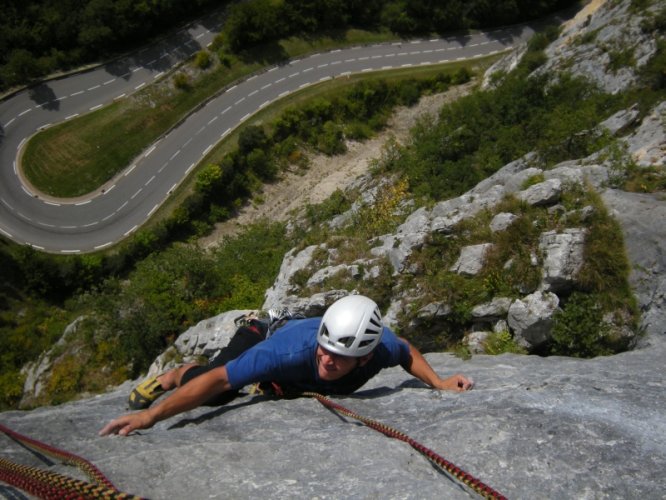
left=100, top=294, right=473, bottom=436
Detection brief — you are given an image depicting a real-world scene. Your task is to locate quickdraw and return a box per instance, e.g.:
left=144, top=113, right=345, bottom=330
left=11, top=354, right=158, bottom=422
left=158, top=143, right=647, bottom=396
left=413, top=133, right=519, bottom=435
left=300, top=392, right=508, bottom=500
left=0, top=422, right=143, bottom=499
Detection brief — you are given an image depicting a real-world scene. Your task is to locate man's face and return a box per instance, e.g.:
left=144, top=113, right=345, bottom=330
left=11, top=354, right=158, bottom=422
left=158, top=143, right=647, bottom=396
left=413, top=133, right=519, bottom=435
left=316, top=345, right=370, bottom=381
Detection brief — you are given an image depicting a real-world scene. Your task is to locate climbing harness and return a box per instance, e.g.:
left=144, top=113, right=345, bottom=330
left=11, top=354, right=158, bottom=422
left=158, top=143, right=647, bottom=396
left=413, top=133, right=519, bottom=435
left=299, top=392, right=508, bottom=500
left=0, top=422, right=143, bottom=499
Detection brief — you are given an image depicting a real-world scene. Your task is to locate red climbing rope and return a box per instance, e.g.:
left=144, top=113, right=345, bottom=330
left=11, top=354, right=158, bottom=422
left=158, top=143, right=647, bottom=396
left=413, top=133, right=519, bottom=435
left=0, top=423, right=144, bottom=499
left=301, top=392, right=508, bottom=500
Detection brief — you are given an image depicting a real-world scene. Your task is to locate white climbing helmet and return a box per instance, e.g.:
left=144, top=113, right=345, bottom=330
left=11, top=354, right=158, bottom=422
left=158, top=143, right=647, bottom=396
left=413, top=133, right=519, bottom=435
left=317, top=295, right=384, bottom=357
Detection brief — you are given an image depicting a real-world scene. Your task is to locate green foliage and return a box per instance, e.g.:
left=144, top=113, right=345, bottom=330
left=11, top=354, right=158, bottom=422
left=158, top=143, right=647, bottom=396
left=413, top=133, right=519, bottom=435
left=194, top=50, right=212, bottom=69
left=377, top=69, right=623, bottom=202
left=0, top=298, right=71, bottom=409
left=173, top=72, right=191, bottom=90
left=483, top=330, right=527, bottom=355
left=303, top=189, right=353, bottom=226
left=77, top=220, right=291, bottom=376
left=238, top=125, right=269, bottom=155
left=196, top=163, right=224, bottom=194
left=607, top=47, right=636, bottom=73
left=317, top=121, right=346, bottom=155
left=217, top=0, right=575, bottom=54
left=0, top=0, right=222, bottom=91
left=521, top=173, right=546, bottom=190
left=576, top=191, right=634, bottom=306
left=352, top=177, right=410, bottom=238
left=550, top=292, right=610, bottom=357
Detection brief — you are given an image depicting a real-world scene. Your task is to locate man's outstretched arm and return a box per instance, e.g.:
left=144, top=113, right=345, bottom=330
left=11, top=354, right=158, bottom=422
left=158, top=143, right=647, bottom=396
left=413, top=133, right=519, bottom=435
left=99, top=366, right=232, bottom=436
left=400, top=339, right=473, bottom=392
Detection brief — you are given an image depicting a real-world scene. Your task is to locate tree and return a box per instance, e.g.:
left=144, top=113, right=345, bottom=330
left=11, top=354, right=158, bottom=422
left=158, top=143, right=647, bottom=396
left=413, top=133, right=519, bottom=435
left=246, top=148, right=277, bottom=180
left=1, top=49, right=42, bottom=86
left=196, top=163, right=223, bottom=194
left=238, top=125, right=269, bottom=155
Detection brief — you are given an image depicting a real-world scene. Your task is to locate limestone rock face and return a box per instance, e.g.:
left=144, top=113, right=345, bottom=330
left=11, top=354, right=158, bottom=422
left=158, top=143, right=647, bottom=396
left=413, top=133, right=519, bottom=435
left=1, top=341, right=664, bottom=500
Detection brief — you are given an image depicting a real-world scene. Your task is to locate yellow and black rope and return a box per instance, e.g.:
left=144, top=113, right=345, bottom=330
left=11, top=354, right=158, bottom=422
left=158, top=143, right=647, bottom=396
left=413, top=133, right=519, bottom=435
left=0, top=423, right=143, bottom=499
left=301, top=392, right=508, bottom=500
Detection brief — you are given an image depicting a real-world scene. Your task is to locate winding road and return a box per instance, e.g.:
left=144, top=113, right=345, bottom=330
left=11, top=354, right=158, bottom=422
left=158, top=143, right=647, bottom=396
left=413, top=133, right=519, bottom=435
left=0, top=18, right=544, bottom=253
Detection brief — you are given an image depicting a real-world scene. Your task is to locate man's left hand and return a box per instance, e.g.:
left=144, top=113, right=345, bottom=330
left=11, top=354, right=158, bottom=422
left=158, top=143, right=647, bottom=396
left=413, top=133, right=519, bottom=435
left=436, top=374, right=474, bottom=392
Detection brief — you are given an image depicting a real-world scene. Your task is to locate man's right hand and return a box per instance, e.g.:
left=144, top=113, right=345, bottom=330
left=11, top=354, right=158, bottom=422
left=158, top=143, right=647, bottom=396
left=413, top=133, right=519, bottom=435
left=99, top=410, right=155, bottom=437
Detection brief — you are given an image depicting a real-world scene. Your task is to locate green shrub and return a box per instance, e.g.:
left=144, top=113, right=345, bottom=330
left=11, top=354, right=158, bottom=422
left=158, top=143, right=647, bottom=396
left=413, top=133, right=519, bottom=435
left=607, top=47, right=636, bottom=73
left=521, top=173, right=546, bottom=189
left=194, top=50, right=211, bottom=69
left=483, top=330, right=527, bottom=355
left=173, top=72, right=191, bottom=90
left=550, top=292, right=610, bottom=357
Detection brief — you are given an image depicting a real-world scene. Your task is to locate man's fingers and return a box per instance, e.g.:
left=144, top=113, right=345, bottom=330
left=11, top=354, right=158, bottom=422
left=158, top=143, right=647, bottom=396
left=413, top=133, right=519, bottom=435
left=455, top=375, right=474, bottom=391
left=99, top=417, right=132, bottom=437
left=98, top=420, right=119, bottom=436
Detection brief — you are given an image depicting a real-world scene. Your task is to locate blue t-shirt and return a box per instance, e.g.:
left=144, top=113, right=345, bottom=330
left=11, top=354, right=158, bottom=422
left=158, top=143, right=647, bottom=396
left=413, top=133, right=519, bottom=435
left=225, top=317, right=410, bottom=395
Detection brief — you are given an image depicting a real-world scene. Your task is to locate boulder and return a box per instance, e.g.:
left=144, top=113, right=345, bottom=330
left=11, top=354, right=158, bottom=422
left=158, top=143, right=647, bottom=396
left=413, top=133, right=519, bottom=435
left=517, top=178, right=562, bottom=207
left=489, top=212, right=518, bottom=232
left=507, top=291, right=560, bottom=349
left=450, top=243, right=494, bottom=276
left=538, top=228, right=586, bottom=293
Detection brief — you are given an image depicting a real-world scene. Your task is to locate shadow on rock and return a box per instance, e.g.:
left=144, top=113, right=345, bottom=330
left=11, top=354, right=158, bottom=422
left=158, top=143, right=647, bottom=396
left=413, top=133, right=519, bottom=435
left=167, top=397, right=265, bottom=429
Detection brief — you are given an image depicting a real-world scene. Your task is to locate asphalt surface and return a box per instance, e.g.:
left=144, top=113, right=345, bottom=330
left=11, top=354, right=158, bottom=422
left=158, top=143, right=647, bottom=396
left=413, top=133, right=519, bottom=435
left=0, top=19, right=542, bottom=253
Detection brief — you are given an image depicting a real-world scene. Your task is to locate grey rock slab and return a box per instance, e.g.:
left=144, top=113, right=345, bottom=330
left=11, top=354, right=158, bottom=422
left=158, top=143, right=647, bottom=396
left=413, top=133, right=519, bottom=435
left=2, top=343, right=666, bottom=499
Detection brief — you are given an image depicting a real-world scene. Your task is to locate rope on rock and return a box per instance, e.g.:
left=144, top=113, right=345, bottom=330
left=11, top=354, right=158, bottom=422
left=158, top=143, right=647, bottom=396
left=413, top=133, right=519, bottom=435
left=300, top=392, right=508, bottom=500
left=0, top=423, right=144, bottom=499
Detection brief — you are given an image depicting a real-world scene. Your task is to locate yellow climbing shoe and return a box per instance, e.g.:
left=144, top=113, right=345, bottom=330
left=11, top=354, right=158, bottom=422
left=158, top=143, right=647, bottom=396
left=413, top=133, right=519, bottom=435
left=128, top=375, right=165, bottom=410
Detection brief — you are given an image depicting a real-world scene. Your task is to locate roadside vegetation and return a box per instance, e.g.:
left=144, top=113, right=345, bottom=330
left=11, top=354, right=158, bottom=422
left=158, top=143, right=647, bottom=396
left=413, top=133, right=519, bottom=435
left=1, top=1, right=665, bottom=410
left=2, top=0, right=576, bottom=92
